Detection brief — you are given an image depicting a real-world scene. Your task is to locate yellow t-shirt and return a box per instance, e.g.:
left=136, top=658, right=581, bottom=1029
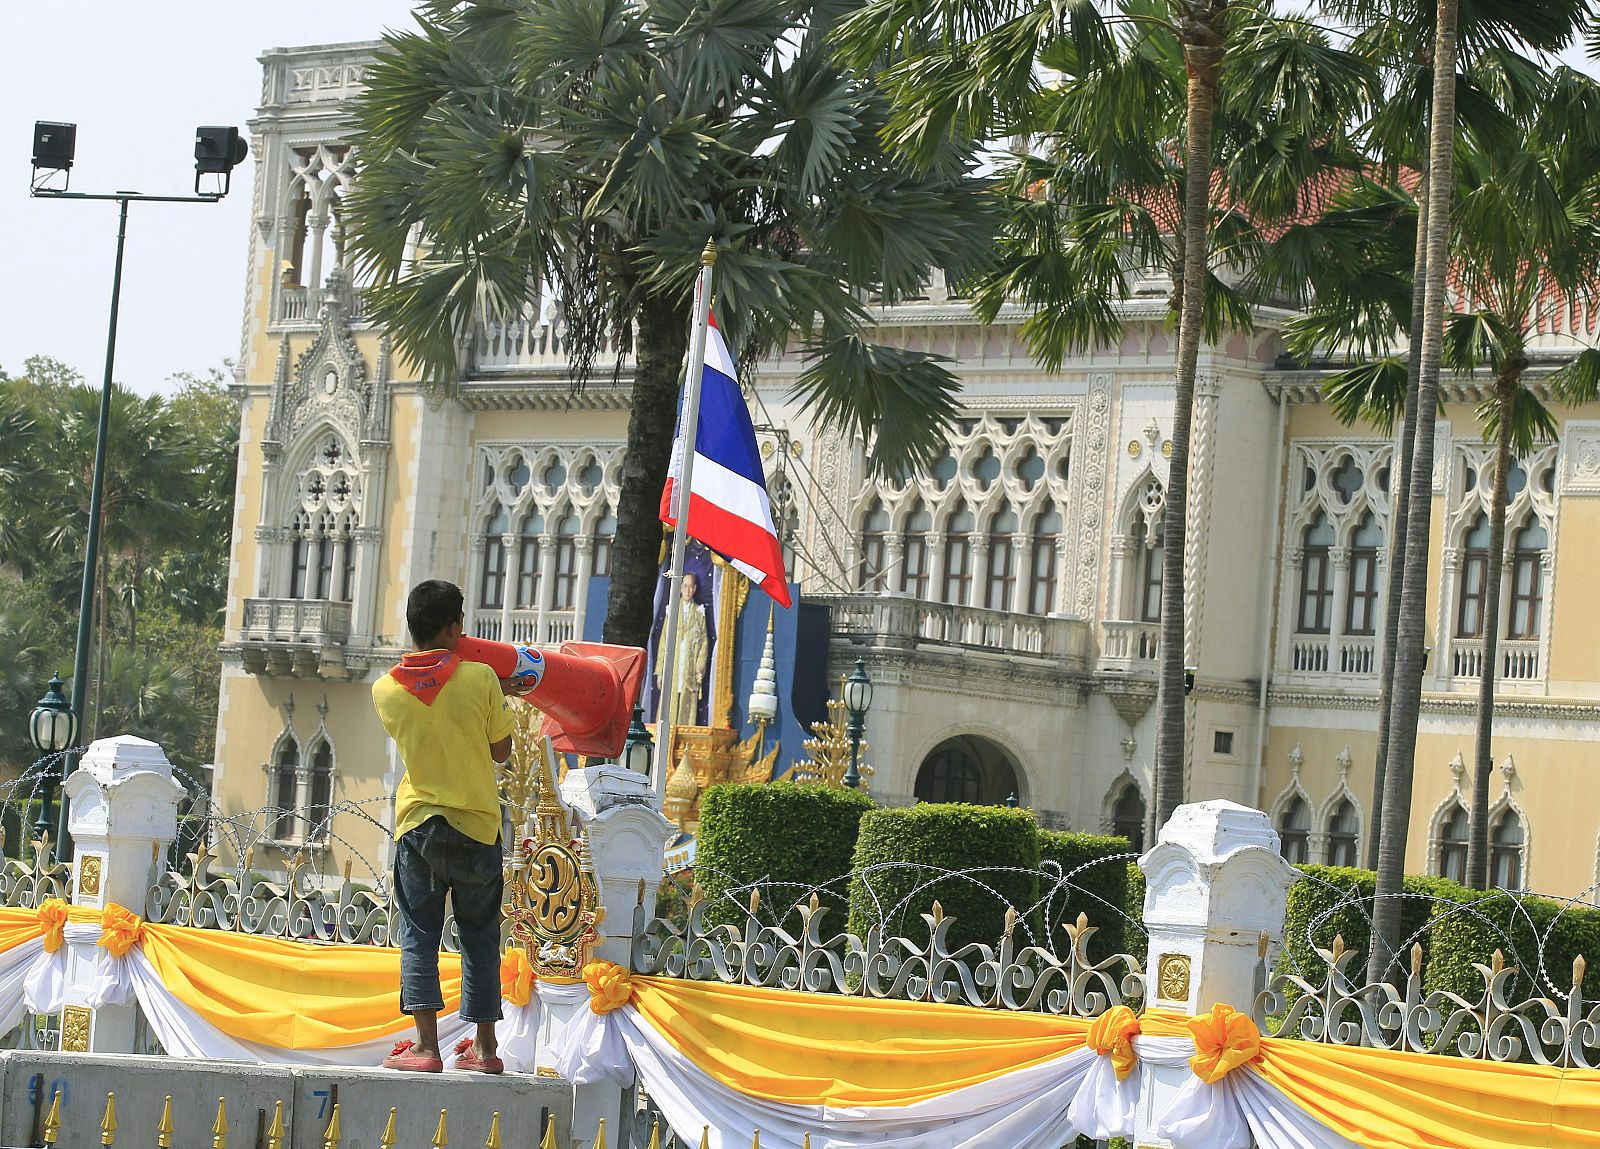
left=372, top=655, right=515, bottom=845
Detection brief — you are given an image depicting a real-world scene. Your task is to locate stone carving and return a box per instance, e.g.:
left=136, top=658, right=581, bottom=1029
left=1074, top=376, right=1111, bottom=616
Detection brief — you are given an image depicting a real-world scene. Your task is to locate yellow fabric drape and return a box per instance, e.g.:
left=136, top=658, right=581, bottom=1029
left=1187, top=1004, right=1262, bottom=1084
left=585, top=960, right=635, bottom=1015
left=502, top=948, right=535, bottom=1008
left=629, top=976, right=1091, bottom=1108
left=1141, top=1008, right=1600, bottom=1149
left=0, top=907, right=47, bottom=953
left=139, top=923, right=462, bottom=1049
left=1086, top=1004, right=1141, bottom=1082
left=37, top=900, right=68, bottom=954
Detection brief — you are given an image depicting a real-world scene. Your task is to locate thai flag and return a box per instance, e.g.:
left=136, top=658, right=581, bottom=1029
left=659, top=316, right=793, bottom=608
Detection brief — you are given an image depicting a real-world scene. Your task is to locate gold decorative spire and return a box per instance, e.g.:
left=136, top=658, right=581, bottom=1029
left=157, top=1097, right=175, bottom=1149
left=321, top=1103, right=341, bottom=1149
left=211, top=1098, right=229, bottom=1149
left=100, top=1092, right=117, bottom=1146
left=646, top=1121, right=661, bottom=1149
left=432, top=1109, right=449, bottom=1149
left=485, top=1113, right=502, bottom=1149
left=266, top=1102, right=286, bottom=1149
left=379, top=1108, right=398, bottom=1149
left=42, top=1090, right=61, bottom=1146
left=540, top=1114, right=561, bottom=1149
left=592, top=1119, right=607, bottom=1149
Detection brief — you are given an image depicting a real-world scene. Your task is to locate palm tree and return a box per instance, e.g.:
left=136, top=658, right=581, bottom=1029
left=835, top=0, right=1375, bottom=823
left=341, top=0, right=998, bottom=649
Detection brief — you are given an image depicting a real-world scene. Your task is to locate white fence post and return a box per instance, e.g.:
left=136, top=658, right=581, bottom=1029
left=60, top=736, right=183, bottom=1053
left=535, top=764, right=673, bottom=1148
left=1134, top=800, right=1297, bottom=1147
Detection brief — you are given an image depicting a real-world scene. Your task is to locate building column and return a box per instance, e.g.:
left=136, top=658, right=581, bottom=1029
left=572, top=536, right=595, bottom=638
left=1436, top=547, right=1460, bottom=687
left=499, top=532, right=516, bottom=641
left=969, top=537, right=990, bottom=610
left=1328, top=545, right=1350, bottom=673
left=883, top=535, right=905, bottom=593
left=537, top=530, right=559, bottom=644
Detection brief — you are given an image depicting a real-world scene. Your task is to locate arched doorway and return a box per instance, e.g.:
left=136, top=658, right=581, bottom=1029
left=914, top=735, right=1021, bottom=807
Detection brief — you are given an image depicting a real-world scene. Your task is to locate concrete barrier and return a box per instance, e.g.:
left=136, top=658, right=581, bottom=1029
left=290, top=1067, right=573, bottom=1149
left=0, top=1053, right=574, bottom=1149
left=0, top=1053, right=296, bottom=1149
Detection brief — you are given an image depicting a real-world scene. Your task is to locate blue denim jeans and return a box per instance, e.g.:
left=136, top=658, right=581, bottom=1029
left=393, top=815, right=504, bottom=1024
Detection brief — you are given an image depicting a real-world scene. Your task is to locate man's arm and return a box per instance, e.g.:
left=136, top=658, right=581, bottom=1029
left=489, top=734, right=513, bottom=762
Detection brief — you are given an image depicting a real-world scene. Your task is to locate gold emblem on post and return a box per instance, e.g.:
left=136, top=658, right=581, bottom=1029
left=1155, top=953, right=1192, bottom=1003
left=78, top=854, right=104, bottom=899
left=62, top=1005, right=92, bottom=1052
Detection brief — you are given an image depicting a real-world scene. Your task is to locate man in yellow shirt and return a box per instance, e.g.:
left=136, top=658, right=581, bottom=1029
left=372, top=580, right=515, bottom=1073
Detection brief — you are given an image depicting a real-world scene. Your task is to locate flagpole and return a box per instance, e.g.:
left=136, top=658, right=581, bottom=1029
left=653, top=240, right=718, bottom=802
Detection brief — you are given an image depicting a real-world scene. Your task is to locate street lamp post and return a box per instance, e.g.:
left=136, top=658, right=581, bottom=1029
left=842, top=658, right=873, bottom=789
left=30, top=121, right=249, bottom=858
left=28, top=675, right=79, bottom=848
left=621, top=704, right=655, bottom=776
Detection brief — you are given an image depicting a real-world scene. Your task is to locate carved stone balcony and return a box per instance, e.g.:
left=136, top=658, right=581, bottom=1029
left=817, top=593, right=1090, bottom=669
left=238, top=598, right=354, bottom=678
left=470, top=607, right=579, bottom=648
left=1450, top=637, right=1542, bottom=686
left=1099, top=619, right=1160, bottom=673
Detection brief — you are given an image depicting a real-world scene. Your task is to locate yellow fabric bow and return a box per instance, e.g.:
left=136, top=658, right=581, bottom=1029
left=1087, top=1004, right=1142, bottom=1082
left=1187, top=1003, right=1262, bottom=1084
left=501, top=948, right=536, bottom=1007
left=583, top=960, right=634, bottom=1015
left=98, top=903, right=145, bottom=959
left=37, top=899, right=69, bottom=955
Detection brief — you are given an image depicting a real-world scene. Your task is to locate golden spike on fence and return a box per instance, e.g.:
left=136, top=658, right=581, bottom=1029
left=265, top=1101, right=285, bottom=1149
left=157, top=1097, right=174, bottom=1149
left=321, top=1103, right=342, bottom=1149
left=433, top=1109, right=449, bottom=1149
left=379, top=1107, right=398, bottom=1149
left=100, top=1092, right=117, bottom=1146
left=211, top=1098, right=229, bottom=1149
left=1492, top=949, right=1506, bottom=976
left=539, top=1114, right=560, bottom=1149
left=930, top=900, right=944, bottom=925
left=591, top=1118, right=606, bottom=1149
left=637, top=878, right=647, bottom=907
left=1258, top=932, right=1269, bottom=959
left=1003, top=905, right=1018, bottom=934
left=151, top=839, right=160, bottom=862
left=1331, top=934, right=1345, bottom=961
left=1412, top=943, right=1425, bottom=977
left=485, top=1112, right=502, bottom=1149
left=1576, top=954, right=1588, bottom=987
left=42, top=1089, right=61, bottom=1146
left=646, top=1120, right=660, bottom=1149
left=749, top=888, right=761, bottom=916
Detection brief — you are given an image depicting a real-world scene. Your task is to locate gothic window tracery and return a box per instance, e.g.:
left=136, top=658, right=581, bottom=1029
left=1279, top=796, right=1311, bottom=865
left=1108, top=779, right=1148, bottom=854
left=269, top=735, right=299, bottom=841
left=1326, top=799, right=1360, bottom=867
left=553, top=511, right=581, bottom=610
left=859, top=500, right=890, bottom=591
left=286, top=433, right=360, bottom=602
left=942, top=502, right=975, bottom=605
left=480, top=509, right=510, bottom=611
left=902, top=501, right=932, bottom=597
left=283, top=144, right=359, bottom=294
left=1027, top=503, right=1062, bottom=616
left=983, top=509, right=1019, bottom=612
left=1435, top=801, right=1469, bottom=884
left=1490, top=807, right=1525, bottom=889
left=517, top=512, right=545, bottom=608
left=306, top=739, right=334, bottom=841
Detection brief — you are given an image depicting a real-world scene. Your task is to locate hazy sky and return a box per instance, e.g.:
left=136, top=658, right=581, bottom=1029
left=0, top=3, right=417, bottom=395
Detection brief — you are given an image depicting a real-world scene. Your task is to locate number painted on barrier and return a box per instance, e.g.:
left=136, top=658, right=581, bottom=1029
left=313, top=1089, right=330, bottom=1119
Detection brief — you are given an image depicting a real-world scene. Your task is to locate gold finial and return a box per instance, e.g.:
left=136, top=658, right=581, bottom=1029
left=701, top=239, right=718, bottom=266
left=266, top=1102, right=286, bottom=1149
left=540, top=1114, right=561, bottom=1149
left=433, top=1109, right=450, bottom=1149
left=1492, top=949, right=1506, bottom=976
left=803, top=1136, right=811, bottom=1149
left=592, top=1119, right=606, bottom=1149
left=321, top=1103, right=341, bottom=1149
left=699, top=1127, right=711, bottom=1149
left=1576, top=954, right=1588, bottom=987
left=151, top=839, right=160, bottom=862
left=42, top=1090, right=61, bottom=1146
left=211, top=1098, right=229, bottom=1149
left=100, top=1092, right=117, bottom=1146
left=1331, top=934, right=1345, bottom=961
left=751, top=1130, right=760, bottom=1149
left=1259, top=932, right=1270, bottom=959
left=485, top=1113, right=502, bottom=1149
left=343, top=858, right=353, bottom=882
left=1412, top=942, right=1425, bottom=977
left=646, top=1121, right=661, bottom=1149
left=157, top=1097, right=175, bottom=1149
left=379, top=1107, right=398, bottom=1149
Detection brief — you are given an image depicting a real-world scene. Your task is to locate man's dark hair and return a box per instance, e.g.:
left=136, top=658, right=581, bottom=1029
left=407, top=580, right=464, bottom=648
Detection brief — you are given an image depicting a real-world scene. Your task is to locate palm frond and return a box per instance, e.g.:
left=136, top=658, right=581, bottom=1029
left=794, top=336, right=963, bottom=475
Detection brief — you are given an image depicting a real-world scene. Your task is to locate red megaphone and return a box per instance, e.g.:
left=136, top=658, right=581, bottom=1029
left=455, top=635, right=646, bottom=758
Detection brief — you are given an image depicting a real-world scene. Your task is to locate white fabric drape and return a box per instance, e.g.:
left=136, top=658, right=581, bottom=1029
left=0, top=934, right=45, bottom=1037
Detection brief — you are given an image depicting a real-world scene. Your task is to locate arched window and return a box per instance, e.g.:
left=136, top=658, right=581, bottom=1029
left=1457, top=514, right=1491, bottom=637
left=1111, top=784, right=1147, bottom=854
left=306, top=740, right=333, bottom=841
left=290, top=513, right=312, bottom=600
left=1436, top=803, right=1469, bottom=883
left=1508, top=520, right=1548, bottom=639
left=340, top=535, right=357, bottom=602
left=480, top=510, right=509, bottom=610
left=942, top=502, right=975, bottom=604
left=1279, top=796, right=1310, bottom=865
left=1326, top=799, right=1359, bottom=867
left=593, top=509, right=617, bottom=579
left=859, top=501, right=890, bottom=591
left=913, top=735, right=1020, bottom=806
left=553, top=512, right=581, bottom=609
left=1139, top=531, right=1164, bottom=623
left=1345, top=514, right=1383, bottom=636
left=1297, top=513, right=1335, bottom=634
left=271, top=740, right=299, bottom=840
left=315, top=528, right=336, bottom=600
left=983, top=509, right=1018, bottom=612
left=516, top=512, right=545, bottom=607
left=1028, top=503, right=1062, bottom=616
left=1490, top=808, right=1525, bottom=889
left=901, top=501, right=932, bottom=597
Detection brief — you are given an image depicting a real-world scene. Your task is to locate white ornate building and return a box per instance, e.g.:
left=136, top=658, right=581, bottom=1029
left=211, top=41, right=1600, bottom=900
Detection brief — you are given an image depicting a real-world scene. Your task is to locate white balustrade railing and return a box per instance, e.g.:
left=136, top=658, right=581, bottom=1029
left=241, top=598, right=352, bottom=644
left=1290, top=637, right=1330, bottom=674
left=471, top=608, right=581, bottom=648
left=278, top=285, right=309, bottom=322
left=470, top=313, right=631, bottom=372
left=1100, top=619, right=1160, bottom=670
left=1452, top=638, right=1541, bottom=682
left=815, top=593, right=1088, bottom=664
left=1339, top=635, right=1376, bottom=675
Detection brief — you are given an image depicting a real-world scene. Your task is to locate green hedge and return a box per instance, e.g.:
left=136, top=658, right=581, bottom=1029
left=1036, top=830, right=1132, bottom=961
left=1282, top=866, right=1454, bottom=981
left=848, top=804, right=1041, bottom=951
left=694, top=783, right=874, bottom=927
left=1425, top=886, right=1600, bottom=1001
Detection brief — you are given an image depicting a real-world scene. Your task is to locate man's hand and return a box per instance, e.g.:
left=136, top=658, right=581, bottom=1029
left=499, top=676, right=528, bottom=696
left=490, top=734, right=514, bottom=762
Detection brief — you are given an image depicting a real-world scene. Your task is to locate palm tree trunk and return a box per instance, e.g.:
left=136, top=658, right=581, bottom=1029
left=1465, top=375, right=1516, bottom=889
left=604, top=291, right=690, bottom=650
left=1367, top=162, right=1430, bottom=870
left=1368, top=0, right=1460, bottom=988
left=1155, top=8, right=1227, bottom=828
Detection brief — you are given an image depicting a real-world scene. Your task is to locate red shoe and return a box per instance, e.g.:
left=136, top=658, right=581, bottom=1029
left=453, top=1036, right=505, bottom=1075
left=382, top=1040, right=443, bottom=1073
